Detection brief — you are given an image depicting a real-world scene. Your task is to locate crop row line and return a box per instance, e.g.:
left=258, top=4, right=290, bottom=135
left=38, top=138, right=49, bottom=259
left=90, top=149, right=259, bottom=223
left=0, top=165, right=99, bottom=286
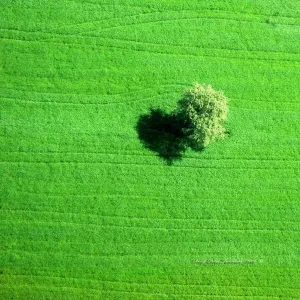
left=1, top=247, right=297, bottom=262
left=13, top=188, right=300, bottom=198
left=2, top=209, right=299, bottom=224
left=0, top=92, right=176, bottom=106
left=2, top=155, right=300, bottom=167
left=0, top=82, right=184, bottom=97
left=232, top=98, right=300, bottom=105
left=1, top=219, right=300, bottom=233
left=0, top=83, right=183, bottom=100
left=0, top=249, right=266, bottom=262
left=0, top=282, right=296, bottom=298
left=2, top=93, right=300, bottom=106
left=2, top=94, right=300, bottom=110
left=0, top=151, right=154, bottom=158
left=2, top=151, right=300, bottom=163
left=9, top=184, right=300, bottom=194
left=1, top=161, right=300, bottom=172
left=0, top=238, right=293, bottom=250
left=2, top=273, right=299, bottom=292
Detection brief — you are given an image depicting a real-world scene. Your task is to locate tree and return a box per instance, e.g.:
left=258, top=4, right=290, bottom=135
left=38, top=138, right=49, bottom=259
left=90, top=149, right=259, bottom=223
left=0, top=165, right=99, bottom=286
left=136, top=83, right=229, bottom=164
left=176, top=83, right=229, bottom=149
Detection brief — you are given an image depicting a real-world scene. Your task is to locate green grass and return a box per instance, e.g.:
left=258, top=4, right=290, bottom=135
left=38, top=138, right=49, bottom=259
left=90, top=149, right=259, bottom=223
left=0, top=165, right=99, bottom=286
left=1, top=0, right=300, bottom=299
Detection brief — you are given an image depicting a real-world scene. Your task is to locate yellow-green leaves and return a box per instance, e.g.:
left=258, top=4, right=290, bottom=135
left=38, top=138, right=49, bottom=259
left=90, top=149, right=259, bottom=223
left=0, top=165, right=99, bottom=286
left=178, top=83, right=229, bottom=149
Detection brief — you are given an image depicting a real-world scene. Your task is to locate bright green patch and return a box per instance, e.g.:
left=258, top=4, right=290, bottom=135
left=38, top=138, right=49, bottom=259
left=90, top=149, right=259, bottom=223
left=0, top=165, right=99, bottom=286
left=1, top=0, right=300, bottom=299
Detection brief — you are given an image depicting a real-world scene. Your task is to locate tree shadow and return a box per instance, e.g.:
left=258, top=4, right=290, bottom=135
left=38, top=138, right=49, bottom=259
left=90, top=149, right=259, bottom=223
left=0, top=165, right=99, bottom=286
left=136, top=108, right=187, bottom=165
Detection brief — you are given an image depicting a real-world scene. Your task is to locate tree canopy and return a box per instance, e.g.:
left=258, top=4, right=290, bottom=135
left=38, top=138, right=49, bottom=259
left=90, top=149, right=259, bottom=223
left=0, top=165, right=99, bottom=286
left=176, top=83, right=229, bottom=149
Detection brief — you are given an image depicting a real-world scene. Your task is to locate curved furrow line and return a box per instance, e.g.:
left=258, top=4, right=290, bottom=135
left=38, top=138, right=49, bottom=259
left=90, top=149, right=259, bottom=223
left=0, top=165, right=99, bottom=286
left=83, top=36, right=300, bottom=58
left=2, top=23, right=300, bottom=58
left=47, top=11, right=164, bottom=33
left=0, top=11, right=277, bottom=35
left=0, top=11, right=225, bottom=36
left=2, top=34, right=300, bottom=65
left=57, top=1, right=300, bottom=28
left=81, top=14, right=300, bottom=36
left=81, top=36, right=300, bottom=62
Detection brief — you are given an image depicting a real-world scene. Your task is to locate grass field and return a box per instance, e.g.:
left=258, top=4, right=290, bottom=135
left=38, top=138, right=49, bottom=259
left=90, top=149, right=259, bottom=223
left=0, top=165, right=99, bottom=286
left=1, top=0, right=300, bottom=299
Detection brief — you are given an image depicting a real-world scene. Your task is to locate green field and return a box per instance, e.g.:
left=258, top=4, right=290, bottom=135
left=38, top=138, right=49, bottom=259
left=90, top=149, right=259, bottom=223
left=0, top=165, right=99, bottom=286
left=1, top=0, right=300, bottom=299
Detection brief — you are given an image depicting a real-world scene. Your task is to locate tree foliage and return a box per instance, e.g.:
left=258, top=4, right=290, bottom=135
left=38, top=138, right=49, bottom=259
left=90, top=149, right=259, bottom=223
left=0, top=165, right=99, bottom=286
left=176, top=83, right=229, bottom=149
